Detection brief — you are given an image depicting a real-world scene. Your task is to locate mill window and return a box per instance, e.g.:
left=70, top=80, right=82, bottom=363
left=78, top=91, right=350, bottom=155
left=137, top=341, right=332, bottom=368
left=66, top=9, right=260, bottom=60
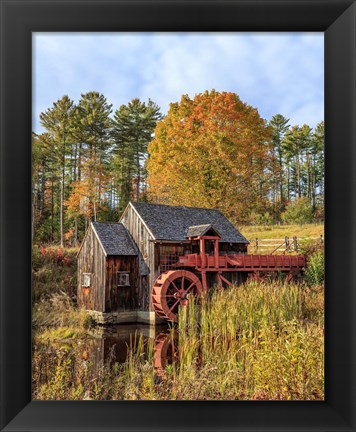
left=82, top=273, right=91, bottom=287
left=117, top=272, right=130, bottom=287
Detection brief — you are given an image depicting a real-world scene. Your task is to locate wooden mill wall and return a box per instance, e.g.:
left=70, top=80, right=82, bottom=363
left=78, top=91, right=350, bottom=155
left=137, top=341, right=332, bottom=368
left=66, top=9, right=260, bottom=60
left=121, top=204, right=157, bottom=311
left=105, top=256, right=138, bottom=312
left=77, top=226, right=106, bottom=312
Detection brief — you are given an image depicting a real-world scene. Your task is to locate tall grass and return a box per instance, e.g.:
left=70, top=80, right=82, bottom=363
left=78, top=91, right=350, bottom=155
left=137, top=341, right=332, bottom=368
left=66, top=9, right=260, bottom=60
left=33, top=333, right=157, bottom=400
left=33, top=280, right=324, bottom=400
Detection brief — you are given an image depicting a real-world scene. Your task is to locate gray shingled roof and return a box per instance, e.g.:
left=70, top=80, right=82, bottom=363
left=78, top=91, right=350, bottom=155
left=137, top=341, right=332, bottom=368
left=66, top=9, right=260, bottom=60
left=186, top=224, right=221, bottom=238
left=131, top=202, right=249, bottom=244
left=92, top=222, right=137, bottom=256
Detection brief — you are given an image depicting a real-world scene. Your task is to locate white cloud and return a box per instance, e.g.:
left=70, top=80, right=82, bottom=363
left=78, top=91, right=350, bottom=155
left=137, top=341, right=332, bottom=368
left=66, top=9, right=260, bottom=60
left=32, top=32, right=324, bottom=132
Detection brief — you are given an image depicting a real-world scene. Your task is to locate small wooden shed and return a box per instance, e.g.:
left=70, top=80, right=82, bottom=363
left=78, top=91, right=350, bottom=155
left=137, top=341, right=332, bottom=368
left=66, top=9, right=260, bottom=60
left=77, top=222, right=146, bottom=324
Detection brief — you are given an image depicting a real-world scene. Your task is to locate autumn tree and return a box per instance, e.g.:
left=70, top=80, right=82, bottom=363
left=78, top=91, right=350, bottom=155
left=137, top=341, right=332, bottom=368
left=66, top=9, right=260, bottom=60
left=146, top=90, right=273, bottom=223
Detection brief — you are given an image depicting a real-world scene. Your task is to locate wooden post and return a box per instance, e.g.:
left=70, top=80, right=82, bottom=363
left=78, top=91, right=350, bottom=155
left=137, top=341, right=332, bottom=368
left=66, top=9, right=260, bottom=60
left=293, top=236, right=298, bottom=251
left=200, top=238, right=206, bottom=268
left=217, top=272, right=223, bottom=289
left=214, top=239, right=219, bottom=268
left=201, top=270, right=208, bottom=292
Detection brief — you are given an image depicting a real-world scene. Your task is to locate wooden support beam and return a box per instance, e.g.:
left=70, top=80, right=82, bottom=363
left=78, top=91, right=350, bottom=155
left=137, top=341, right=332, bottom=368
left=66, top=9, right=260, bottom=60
left=214, top=239, right=219, bottom=268
left=200, top=238, right=206, bottom=268
left=201, top=270, right=208, bottom=292
left=219, top=273, right=233, bottom=287
left=217, top=273, right=223, bottom=290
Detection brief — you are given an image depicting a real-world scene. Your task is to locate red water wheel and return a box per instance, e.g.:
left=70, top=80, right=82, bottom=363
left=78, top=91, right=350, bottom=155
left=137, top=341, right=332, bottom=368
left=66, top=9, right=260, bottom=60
left=152, top=270, right=203, bottom=322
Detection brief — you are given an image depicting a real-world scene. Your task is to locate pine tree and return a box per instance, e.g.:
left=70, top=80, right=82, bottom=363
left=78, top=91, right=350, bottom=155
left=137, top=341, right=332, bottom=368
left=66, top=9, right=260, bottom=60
left=70, top=91, right=113, bottom=222
left=310, top=122, right=324, bottom=210
left=269, top=114, right=290, bottom=212
left=283, top=124, right=312, bottom=200
left=39, top=96, right=76, bottom=246
left=111, top=98, right=161, bottom=212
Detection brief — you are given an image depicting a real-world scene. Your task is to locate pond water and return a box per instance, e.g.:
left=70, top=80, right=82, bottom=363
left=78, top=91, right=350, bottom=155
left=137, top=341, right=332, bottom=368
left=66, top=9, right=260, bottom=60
left=32, top=323, right=179, bottom=398
left=79, top=324, right=174, bottom=368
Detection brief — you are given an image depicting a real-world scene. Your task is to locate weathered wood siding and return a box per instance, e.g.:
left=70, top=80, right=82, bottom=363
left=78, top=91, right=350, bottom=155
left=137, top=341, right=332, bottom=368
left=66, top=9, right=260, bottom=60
left=105, top=256, right=138, bottom=312
left=121, top=204, right=156, bottom=311
left=77, top=226, right=106, bottom=312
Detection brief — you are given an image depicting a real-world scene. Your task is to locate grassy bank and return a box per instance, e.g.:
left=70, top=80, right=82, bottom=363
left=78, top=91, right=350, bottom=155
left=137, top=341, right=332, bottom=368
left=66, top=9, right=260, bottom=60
left=33, top=280, right=324, bottom=401
left=240, top=223, right=324, bottom=240
left=240, top=223, right=324, bottom=255
left=241, top=223, right=323, bottom=248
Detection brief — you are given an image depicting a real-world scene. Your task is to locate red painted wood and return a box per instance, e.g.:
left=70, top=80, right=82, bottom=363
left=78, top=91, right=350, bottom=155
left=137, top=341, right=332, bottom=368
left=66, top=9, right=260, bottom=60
left=214, top=239, right=219, bottom=268
left=177, top=252, right=306, bottom=272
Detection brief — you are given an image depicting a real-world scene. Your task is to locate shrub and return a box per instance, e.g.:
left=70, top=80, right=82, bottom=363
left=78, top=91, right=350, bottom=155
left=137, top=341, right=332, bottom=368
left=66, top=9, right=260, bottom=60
left=32, top=245, right=42, bottom=271
left=314, top=203, right=324, bottom=222
left=32, top=245, right=78, bottom=302
left=248, top=211, right=274, bottom=226
left=281, top=198, right=314, bottom=225
left=300, top=239, right=324, bottom=258
left=305, top=251, right=324, bottom=285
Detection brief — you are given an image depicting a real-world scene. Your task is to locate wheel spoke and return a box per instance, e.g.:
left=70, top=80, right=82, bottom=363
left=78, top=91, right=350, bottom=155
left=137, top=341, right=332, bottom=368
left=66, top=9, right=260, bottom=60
left=168, top=298, right=181, bottom=313
left=181, top=276, right=185, bottom=290
left=182, top=281, right=195, bottom=296
left=171, top=280, right=180, bottom=292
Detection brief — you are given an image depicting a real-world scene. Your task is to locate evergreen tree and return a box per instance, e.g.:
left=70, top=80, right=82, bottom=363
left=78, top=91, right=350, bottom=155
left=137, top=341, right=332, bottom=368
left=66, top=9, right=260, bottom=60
left=283, top=124, right=312, bottom=200
left=269, top=114, right=290, bottom=211
left=112, top=98, right=161, bottom=212
left=39, top=96, right=76, bottom=246
left=310, top=122, right=324, bottom=210
left=70, top=92, right=113, bottom=223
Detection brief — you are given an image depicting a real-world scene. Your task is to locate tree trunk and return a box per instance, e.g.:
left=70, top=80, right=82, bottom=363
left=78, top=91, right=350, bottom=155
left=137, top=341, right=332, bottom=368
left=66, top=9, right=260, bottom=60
left=51, top=178, right=54, bottom=243
left=74, top=218, right=78, bottom=246
left=60, top=139, right=65, bottom=247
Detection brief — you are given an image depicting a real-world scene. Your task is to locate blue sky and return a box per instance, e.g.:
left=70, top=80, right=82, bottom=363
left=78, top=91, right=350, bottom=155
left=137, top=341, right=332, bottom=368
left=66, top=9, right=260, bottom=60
left=32, top=32, right=324, bottom=133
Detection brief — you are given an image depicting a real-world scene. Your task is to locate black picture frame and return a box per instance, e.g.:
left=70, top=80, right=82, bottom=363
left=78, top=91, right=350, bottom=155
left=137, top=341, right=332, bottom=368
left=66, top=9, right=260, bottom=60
left=1, top=0, right=355, bottom=431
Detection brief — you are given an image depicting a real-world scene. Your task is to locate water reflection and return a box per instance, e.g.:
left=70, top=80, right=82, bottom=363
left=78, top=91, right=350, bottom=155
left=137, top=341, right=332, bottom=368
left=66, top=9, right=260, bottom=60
left=80, top=324, right=172, bottom=368
left=153, top=329, right=179, bottom=376
left=33, top=323, right=181, bottom=397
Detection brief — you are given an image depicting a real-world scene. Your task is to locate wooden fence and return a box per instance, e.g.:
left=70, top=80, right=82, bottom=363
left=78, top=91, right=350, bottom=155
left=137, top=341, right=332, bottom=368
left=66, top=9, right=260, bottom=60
left=248, top=235, right=324, bottom=254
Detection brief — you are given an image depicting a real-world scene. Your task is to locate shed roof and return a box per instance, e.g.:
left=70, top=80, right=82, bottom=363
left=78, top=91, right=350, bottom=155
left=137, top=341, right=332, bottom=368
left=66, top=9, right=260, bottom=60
left=130, top=202, right=249, bottom=244
left=186, top=224, right=221, bottom=238
left=92, top=222, right=137, bottom=256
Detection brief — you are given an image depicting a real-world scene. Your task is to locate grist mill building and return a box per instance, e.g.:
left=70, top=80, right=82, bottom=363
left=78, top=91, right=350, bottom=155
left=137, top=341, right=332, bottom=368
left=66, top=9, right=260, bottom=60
left=77, top=201, right=249, bottom=324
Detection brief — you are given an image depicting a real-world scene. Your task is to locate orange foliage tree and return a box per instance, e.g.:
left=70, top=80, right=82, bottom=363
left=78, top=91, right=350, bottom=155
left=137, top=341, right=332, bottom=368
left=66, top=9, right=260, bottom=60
left=147, top=90, right=275, bottom=223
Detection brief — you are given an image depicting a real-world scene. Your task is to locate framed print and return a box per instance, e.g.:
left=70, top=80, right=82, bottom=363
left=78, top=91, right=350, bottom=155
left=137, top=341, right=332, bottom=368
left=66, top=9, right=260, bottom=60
left=1, top=0, right=355, bottom=431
